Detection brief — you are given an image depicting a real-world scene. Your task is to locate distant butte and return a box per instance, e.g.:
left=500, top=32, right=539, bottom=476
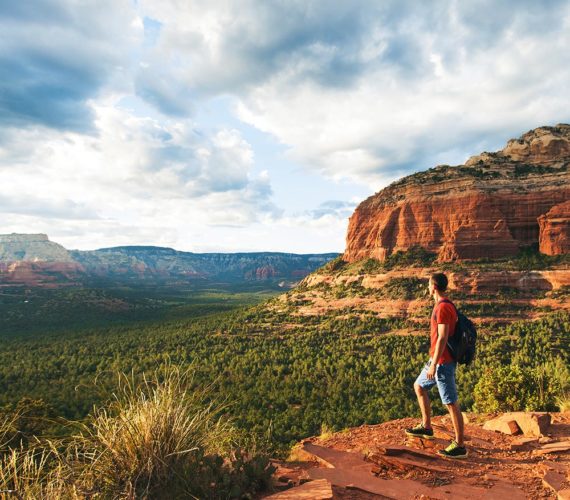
left=344, top=124, right=570, bottom=262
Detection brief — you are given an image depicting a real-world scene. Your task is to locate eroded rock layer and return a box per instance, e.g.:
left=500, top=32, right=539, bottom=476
left=538, top=200, right=570, bottom=256
left=344, top=125, right=570, bottom=262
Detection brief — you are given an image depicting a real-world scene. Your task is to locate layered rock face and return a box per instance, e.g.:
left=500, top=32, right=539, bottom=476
left=344, top=125, right=570, bottom=262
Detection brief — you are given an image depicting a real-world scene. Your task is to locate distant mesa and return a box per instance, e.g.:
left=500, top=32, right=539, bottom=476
left=0, top=234, right=338, bottom=287
left=344, top=124, right=570, bottom=262
left=0, top=233, right=49, bottom=243
left=0, top=233, right=75, bottom=263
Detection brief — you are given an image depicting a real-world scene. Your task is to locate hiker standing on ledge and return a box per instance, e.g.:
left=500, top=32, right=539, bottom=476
left=405, top=272, right=468, bottom=459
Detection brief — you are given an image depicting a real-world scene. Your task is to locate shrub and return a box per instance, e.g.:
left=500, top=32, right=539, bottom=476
left=473, top=362, right=567, bottom=413
left=361, top=258, right=383, bottom=274
left=381, top=277, right=428, bottom=300
left=384, top=246, right=436, bottom=270
left=320, top=256, right=347, bottom=274
left=0, top=446, right=72, bottom=499
left=556, top=394, right=570, bottom=412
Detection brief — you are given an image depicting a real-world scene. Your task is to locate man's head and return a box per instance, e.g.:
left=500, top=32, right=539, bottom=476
left=428, top=272, right=448, bottom=297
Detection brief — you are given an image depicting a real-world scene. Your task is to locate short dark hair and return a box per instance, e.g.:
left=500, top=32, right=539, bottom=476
left=430, top=272, right=448, bottom=292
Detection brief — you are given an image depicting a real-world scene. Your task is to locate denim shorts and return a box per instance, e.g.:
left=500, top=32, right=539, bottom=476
left=415, top=359, right=458, bottom=405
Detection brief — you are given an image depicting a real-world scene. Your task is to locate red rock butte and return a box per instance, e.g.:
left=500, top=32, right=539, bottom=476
left=344, top=124, right=570, bottom=262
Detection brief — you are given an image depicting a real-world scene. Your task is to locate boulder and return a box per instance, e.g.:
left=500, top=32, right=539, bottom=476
left=483, top=415, right=521, bottom=435
left=542, top=470, right=567, bottom=493
left=534, top=440, right=570, bottom=456
left=510, top=412, right=551, bottom=437
left=510, top=437, right=539, bottom=451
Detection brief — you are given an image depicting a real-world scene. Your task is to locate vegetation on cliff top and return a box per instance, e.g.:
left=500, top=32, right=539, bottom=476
left=318, top=244, right=569, bottom=276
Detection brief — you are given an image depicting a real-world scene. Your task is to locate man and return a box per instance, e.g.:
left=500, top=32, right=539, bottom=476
left=405, top=272, right=467, bottom=459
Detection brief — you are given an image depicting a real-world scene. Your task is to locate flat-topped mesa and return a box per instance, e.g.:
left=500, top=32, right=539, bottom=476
left=344, top=125, right=570, bottom=263
left=0, top=233, right=50, bottom=243
left=0, top=233, right=74, bottom=262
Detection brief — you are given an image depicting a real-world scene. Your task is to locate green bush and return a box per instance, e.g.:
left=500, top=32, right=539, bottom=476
left=320, top=256, right=347, bottom=274
left=381, top=277, right=428, bottom=300
left=361, top=258, right=383, bottom=274
left=473, top=365, right=541, bottom=412
left=384, top=245, right=437, bottom=270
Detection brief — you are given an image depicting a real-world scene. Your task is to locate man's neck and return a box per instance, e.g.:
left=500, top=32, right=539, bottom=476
left=433, top=292, right=446, bottom=304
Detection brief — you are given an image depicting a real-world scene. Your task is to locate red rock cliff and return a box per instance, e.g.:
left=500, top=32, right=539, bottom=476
left=344, top=125, right=570, bottom=262
left=538, top=200, right=570, bottom=255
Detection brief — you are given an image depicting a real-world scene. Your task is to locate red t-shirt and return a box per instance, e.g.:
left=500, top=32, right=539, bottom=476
left=430, top=299, right=457, bottom=365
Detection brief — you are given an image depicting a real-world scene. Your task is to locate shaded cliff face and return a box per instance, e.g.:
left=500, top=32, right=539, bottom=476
left=538, top=200, right=570, bottom=256
left=344, top=125, right=570, bottom=262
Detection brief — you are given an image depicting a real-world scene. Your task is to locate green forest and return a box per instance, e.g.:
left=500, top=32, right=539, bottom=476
left=1, top=287, right=568, bottom=454
left=0, top=257, right=569, bottom=497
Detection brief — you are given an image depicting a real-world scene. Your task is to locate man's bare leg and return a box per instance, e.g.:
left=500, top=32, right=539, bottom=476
left=446, top=401, right=464, bottom=446
left=414, top=383, right=432, bottom=428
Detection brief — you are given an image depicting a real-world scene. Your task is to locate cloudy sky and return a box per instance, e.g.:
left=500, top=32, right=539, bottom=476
left=1, top=0, right=569, bottom=253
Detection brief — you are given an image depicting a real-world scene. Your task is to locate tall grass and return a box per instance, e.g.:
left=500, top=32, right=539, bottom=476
left=556, top=394, right=570, bottom=412
left=75, top=367, right=242, bottom=497
left=0, top=445, right=76, bottom=500
left=0, top=366, right=274, bottom=499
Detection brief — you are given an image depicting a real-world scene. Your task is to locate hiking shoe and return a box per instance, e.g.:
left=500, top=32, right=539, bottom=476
left=438, top=441, right=468, bottom=459
left=404, top=425, right=434, bottom=440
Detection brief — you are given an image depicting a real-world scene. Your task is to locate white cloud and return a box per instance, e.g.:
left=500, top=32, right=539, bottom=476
left=236, top=6, right=570, bottom=184
left=0, top=100, right=280, bottom=249
left=136, top=0, right=570, bottom=187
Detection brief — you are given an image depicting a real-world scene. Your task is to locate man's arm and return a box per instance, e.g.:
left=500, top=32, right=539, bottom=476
left=427, top=323, right=449, bottom=379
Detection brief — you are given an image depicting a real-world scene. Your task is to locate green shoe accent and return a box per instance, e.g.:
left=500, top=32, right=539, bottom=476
left=404, top=425, right=434, bottom=440
left=437, top=440, right=468, bottom=459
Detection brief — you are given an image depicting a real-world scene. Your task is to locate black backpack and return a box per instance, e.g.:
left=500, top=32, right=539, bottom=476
left=440, top=299, right=477, bottom=365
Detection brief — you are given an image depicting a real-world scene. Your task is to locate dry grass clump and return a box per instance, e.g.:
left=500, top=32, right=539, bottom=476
left=557, top=393, right=570, bottom=412
left=74, top=367, right=241, bottom=497
left=0, top=366, right=274, bottom=499
left=0, top=410, right=75, bottom=499
left=0, top=445, right=77, bottom=500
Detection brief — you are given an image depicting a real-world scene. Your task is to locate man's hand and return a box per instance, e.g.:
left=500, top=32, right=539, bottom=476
left=427, top=363, right=436, bottom=380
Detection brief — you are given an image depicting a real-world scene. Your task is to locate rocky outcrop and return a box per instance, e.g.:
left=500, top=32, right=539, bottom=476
left=344, top=125, right=570, bottom=262
left=539, top=200, right=570, bottom=255
left=304, top=268, right=570, bottom=293
left=276, top=413, right=570, bottom=499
